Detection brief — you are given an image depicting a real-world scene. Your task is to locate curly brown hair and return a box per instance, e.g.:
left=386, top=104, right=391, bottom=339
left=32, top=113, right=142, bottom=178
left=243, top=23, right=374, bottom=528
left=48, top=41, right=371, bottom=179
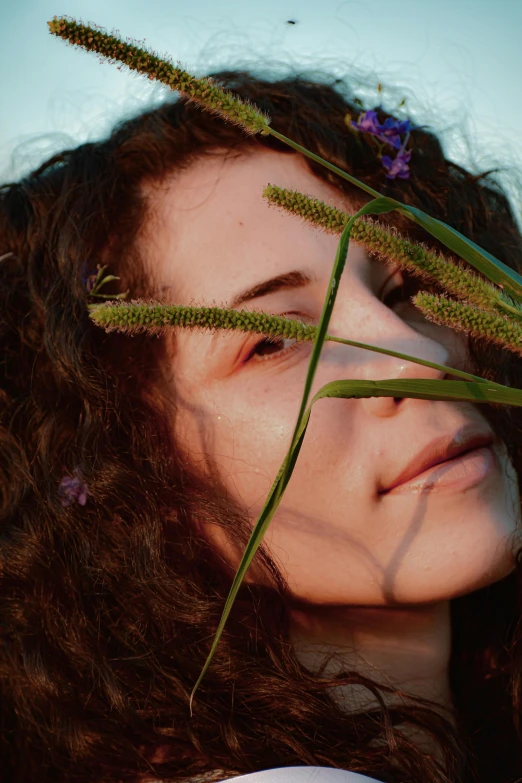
left=1, top=69, right=522, bottom=783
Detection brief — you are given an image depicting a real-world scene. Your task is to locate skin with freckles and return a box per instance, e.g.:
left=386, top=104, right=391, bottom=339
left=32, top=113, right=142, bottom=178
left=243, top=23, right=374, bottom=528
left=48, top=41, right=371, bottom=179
left=140, top=146, right=521, bottom=730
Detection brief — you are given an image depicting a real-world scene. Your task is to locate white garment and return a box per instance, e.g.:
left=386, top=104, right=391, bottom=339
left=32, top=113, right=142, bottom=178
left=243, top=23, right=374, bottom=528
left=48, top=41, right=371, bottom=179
left=214, top=767, right=380, bottom=782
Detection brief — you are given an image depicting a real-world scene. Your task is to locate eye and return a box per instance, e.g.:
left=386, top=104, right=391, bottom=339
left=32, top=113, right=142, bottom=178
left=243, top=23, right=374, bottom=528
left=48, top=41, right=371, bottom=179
left=246, top=313, right=315, bottom=364
left=382, top=270, right=438, bottom=309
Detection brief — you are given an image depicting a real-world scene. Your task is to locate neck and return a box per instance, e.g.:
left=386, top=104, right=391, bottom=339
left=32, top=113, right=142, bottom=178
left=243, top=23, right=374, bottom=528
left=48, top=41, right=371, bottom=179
left=290, top=601, right=456, bottom=755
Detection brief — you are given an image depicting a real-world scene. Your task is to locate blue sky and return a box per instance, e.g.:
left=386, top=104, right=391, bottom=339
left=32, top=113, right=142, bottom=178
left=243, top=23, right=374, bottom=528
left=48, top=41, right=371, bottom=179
left=1, top=0, right=521, bottom=221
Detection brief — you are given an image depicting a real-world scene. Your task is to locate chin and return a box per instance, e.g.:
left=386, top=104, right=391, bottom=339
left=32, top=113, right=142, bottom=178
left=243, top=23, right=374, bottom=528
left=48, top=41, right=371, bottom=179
left=388, top=552, right=517, bottom=605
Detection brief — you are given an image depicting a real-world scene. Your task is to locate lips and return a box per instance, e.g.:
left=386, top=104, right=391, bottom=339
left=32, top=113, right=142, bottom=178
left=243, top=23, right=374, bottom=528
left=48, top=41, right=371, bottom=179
left=380, top=427, right=494, bottom=493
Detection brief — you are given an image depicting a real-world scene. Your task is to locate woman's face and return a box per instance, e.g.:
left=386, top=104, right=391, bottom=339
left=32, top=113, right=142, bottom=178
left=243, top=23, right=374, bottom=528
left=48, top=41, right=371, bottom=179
left=143, top=146, right=521, bottom=605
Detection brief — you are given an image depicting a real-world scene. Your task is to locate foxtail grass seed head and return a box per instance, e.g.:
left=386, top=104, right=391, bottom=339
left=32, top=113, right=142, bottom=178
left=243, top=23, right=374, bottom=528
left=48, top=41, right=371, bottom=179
left=263, top=184, right=513, bottom=314
left=89, top=300, right=318, bottom=341
left=48, top=17, right=271, bottom=137
left=414, top=292, right=522, bottom=358
left=263, top=184, right=350, bottom=234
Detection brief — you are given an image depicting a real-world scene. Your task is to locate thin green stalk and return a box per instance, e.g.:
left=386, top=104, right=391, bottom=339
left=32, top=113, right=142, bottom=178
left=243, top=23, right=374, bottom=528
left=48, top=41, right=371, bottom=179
left=187, top=199, right=371, bottom=710
left=265, top=127, right=381, bottom=200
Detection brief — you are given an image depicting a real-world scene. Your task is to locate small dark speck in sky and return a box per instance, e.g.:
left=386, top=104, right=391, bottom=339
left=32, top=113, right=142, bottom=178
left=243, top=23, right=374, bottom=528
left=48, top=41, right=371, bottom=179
left=286, top=20, right=298, bottom=25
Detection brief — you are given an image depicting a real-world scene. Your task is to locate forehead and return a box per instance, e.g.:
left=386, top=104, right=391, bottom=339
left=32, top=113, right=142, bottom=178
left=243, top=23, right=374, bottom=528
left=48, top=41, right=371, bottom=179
left=142, top=147, right=358, bottom=307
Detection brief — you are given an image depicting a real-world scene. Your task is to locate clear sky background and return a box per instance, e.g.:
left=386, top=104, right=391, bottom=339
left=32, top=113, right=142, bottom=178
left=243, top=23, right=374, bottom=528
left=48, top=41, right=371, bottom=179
left=1, top=0, right=521, bottom=223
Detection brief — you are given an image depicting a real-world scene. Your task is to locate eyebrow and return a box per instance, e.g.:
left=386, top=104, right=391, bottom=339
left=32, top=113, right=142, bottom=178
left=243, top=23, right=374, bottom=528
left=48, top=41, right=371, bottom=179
left=226, top=250, right=384, bottom=311
left=229, top=269, right=317, bottom=310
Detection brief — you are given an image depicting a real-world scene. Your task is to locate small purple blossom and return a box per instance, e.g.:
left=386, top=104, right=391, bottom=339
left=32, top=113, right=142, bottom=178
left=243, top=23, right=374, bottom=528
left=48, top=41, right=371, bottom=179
left=350, top=110, right=416, bottom=168
left=84, top=273, right=98, bottom=294
left=350, top=108, right=414, bottom=179
left=381, top=149, right=412, bottom=180
left=80, top=261, right=101, bottom=294
left=58, top=467, right=89, bottom=507
left=351, top=112, right=415, bottom=150
left=377, top=117, right=414, bottom=149
left=350, top=109, right=382, bottom=136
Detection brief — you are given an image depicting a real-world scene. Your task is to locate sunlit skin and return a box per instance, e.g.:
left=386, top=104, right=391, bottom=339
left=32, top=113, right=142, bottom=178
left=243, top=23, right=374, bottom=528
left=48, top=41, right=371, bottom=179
left=141, top=147, right=521, bottom=736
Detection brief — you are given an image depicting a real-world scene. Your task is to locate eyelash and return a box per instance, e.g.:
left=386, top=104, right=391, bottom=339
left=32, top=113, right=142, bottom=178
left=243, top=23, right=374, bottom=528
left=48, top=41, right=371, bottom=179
left=247, top=274, right=435, bottom=364
left=248, top=313, right=315, bottom=363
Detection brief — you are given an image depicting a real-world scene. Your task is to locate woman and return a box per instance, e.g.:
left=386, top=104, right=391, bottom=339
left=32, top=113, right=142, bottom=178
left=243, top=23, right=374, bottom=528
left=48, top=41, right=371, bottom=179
left=1, top=68, right=522, bottom=783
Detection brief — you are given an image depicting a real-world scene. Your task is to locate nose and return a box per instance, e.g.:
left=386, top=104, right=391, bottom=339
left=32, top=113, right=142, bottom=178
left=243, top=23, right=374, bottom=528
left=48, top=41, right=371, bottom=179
left=324, top=280, right=466, bottom=419
left=362, top=351, right=449, bottom=418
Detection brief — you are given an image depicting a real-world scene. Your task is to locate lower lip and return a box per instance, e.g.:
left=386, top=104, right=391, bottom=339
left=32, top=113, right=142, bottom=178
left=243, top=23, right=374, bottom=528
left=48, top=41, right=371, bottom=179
left=385, top=445, right=497, bottom=495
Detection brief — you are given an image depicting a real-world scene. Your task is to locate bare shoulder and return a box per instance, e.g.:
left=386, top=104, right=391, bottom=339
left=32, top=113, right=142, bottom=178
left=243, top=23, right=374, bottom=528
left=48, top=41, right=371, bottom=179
left=213, top=767, right=381, bottom=782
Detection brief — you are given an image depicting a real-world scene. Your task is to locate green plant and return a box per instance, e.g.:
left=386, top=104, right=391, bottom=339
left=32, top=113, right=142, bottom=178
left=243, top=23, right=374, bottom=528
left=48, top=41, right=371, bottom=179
left=50, top=15, right=522, bottom=712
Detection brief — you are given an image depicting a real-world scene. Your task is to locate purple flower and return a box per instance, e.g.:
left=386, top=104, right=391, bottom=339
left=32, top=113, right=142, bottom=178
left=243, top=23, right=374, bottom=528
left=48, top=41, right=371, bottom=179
left=84, top=274, right=98, bottom=294
left=58, top=468, right=89, bottom=507
left=350, top=110, right=382, bottom=136
left=80, top=261, right=99, bottom=294
left=81, top=265, right=98, bottom=294
left=350, top=108, right=415, bottom=180
left=377, top=117, right=413, bottom=149
left=351, top=112, right=415, bottom=150
left=381, top=149, right=412, bottom=180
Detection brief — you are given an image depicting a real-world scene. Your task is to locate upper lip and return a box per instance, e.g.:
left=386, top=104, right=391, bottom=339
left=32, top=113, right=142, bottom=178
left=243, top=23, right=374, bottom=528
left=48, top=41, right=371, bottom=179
left=380, top=425, right=494, bottom=493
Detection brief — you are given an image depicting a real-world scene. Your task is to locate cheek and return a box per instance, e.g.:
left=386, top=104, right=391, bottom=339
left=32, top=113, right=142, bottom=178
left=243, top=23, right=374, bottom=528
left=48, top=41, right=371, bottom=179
left=172, top=388, right=299, bottom=580
left=173, top=379, right=345, bottom=536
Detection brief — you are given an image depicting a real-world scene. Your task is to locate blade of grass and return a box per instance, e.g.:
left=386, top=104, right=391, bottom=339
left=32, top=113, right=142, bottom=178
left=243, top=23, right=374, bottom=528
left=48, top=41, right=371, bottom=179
left=396, top=201, right=522, bottom=302
left=189, top=200, right=369, bottom=710
left=189, top=370, right=522, bottom=711
left=189, top=195, right=521, bottom=708
left=311, top=377, right=522, bottom=407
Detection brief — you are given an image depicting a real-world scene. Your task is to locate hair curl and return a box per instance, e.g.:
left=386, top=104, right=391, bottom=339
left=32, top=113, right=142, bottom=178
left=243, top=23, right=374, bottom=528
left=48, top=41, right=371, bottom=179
left=1, top=69, right=522, bottom=783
